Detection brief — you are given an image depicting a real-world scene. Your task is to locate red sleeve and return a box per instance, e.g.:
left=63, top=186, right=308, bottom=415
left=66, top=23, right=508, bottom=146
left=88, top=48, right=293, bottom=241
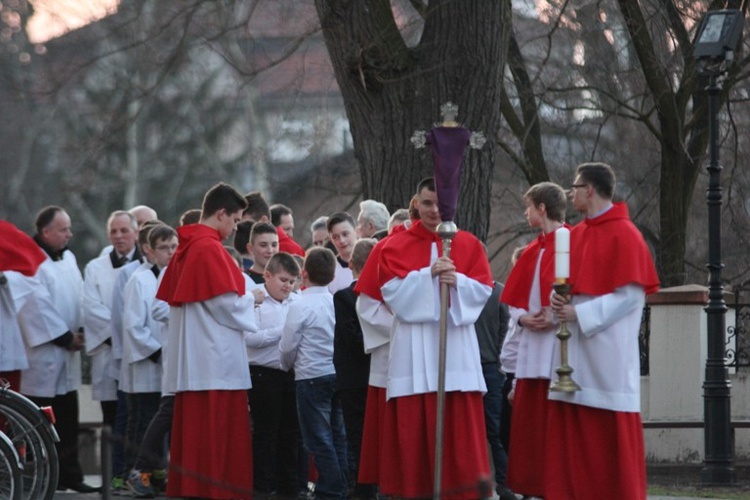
left=0, top=221, right=46, bottom=276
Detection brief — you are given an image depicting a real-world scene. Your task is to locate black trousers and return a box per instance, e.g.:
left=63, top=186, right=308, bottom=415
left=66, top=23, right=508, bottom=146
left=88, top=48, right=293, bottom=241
left=247, top=365, right=301, bottom=496
left=337, top=386, right=377, bottom=497
left=500, top=372, right=515, bottom=454
left=134, top=395, right=173, bottom=471
left=29, top=390, right=84, bottom=487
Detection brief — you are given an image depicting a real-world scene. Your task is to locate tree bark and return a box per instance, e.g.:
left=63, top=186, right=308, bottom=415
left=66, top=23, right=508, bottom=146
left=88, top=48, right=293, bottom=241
left=315, top=0, right=510, bottom=240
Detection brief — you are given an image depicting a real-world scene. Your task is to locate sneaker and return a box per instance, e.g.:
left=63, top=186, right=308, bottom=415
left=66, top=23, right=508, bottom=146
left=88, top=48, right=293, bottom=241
left=127, top=469, right=155, bottom=498
left=497, top=486, right=518, bottom=500
left=151, top=468, right=167, bottom=494
left=111, top=476, right=125, bottom=496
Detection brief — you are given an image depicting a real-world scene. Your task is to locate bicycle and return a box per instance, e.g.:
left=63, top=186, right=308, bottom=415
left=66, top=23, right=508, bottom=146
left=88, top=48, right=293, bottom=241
left=0, top=381, right=59, bottom=500
left=0, top=430, right=22, bottom=500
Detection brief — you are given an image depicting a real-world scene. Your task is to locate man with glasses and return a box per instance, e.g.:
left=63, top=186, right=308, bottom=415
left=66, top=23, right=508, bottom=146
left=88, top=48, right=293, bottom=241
left=548, top=163, right=659, bottom=500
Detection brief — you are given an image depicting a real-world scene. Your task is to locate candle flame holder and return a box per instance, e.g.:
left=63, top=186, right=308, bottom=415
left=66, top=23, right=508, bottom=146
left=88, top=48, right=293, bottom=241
left=549, top=280, right=581, bottom=393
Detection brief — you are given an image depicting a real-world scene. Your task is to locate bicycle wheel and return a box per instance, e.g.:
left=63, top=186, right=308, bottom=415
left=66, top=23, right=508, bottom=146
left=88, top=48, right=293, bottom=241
left=0, top=389, right=59, bottom=500
left=0, top=431, right=22, bottom=500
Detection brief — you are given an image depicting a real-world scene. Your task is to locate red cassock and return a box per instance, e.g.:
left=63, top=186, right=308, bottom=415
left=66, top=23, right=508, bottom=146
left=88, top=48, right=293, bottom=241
left=157, top=224, right=253, bottom=499
left=376, top=221, right=492, bottom=499
left=501, top=226, right=569, bottom=497
left=544, top=203, right=658, bottom=500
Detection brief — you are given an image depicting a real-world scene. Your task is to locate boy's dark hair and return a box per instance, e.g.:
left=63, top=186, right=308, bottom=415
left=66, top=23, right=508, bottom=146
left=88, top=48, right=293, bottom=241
left=576, top=162, right=616, bottom=200
left=266, top=252, right=301, bottom=277
left=270, top=204, right=293, bottom=227
left=304, top=247, right=336, bottom=286
left=148, top=224, right=177, bottom=249
left=34, top=205, right=64, bottom=234
left=201, top=183, right=247, bottom=219
left=137, top=220, right=164, bottom=247
left=416, top=177, right=436, bottom=195
left=179, top=208, right=201, bottom=226
left=243, top=191, right=271, bottom=221
left=233, top=221, right=255, bottom=254
left=525, top=182, right=567, bottom=223
left=250, top=222, right=278, bottom=244
left=350, top=238, right=376, bottom=274
left=326, top=212, right=355, bottom=233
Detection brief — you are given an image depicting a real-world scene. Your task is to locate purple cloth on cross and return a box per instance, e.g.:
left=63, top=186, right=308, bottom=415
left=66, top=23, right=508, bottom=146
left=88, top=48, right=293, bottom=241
left=426, top=126, right=471, bottom=222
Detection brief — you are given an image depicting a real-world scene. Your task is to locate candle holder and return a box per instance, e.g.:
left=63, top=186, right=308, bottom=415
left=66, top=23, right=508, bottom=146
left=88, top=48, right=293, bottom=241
left=549, top=280, right=581, bottom=393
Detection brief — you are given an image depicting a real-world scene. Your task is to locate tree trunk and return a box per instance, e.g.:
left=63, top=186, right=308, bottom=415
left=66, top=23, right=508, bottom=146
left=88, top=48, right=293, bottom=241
left=315, top=0, right=510, bottom=240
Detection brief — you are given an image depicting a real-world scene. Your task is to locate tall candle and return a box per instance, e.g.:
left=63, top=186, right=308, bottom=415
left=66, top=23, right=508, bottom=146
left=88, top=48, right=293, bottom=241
left=555, top=226, right=570, bottom=279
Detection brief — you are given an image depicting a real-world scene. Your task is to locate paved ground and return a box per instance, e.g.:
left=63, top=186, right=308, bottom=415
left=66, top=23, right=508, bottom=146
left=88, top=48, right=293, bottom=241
left=52, top=471, right=750, bottom=499
left=51, top=485, right=733, bottom=500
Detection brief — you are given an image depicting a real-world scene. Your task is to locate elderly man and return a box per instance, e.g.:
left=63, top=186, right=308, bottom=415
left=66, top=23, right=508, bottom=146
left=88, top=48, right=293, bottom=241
left=356, top=199, right=389, bottom=239
left=84, top=210, right=141, bottom=490
left=22, top=206, right=99, bottom=493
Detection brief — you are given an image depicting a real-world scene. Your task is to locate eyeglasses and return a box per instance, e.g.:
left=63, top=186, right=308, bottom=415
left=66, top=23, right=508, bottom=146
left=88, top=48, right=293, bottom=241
left=569, top=183, right=588, bottom=190
left=155, top=244, right=178, bottom=252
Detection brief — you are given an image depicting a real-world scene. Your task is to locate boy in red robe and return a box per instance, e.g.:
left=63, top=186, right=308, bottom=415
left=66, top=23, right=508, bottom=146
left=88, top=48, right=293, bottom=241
left=376, top=177, right=493, bottom=498
left=549, top=163, right=659, bottom=500
left=157, top=182, right=258, bottom=499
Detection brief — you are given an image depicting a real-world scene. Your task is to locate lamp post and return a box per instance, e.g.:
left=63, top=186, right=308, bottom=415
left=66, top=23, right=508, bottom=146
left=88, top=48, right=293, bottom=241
left=693, top=9, right=744, bottom=486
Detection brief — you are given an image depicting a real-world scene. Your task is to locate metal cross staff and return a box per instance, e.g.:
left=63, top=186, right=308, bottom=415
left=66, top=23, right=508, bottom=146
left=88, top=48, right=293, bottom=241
left=412, top=102, right=485, bottom=500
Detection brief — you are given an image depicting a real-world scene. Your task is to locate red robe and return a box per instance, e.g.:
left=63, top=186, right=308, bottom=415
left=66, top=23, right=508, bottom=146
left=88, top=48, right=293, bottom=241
left=376, top=221, right=492, bottom=499
left=157, top=224, right=253, bottom=499
left=544, top=202, right=658, bottom=500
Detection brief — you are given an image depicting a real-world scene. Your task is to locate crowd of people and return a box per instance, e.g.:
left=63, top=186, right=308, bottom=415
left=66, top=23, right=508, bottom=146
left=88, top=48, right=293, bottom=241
left=0, top=161, right=659, bottom=500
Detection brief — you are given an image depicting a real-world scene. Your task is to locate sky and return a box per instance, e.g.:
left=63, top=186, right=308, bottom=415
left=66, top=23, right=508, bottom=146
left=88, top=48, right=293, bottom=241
left=26, top=0, right=119, bottom=43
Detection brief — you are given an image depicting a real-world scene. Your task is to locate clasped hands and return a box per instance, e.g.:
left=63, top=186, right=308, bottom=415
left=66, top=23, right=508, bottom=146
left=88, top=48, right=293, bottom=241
left=431, top=256, right=457, bottom=287
left=519, top=292, right=578, bottom=330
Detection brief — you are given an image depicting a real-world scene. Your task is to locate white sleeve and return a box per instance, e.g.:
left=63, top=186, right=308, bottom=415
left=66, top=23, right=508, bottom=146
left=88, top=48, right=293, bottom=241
left=9, top=273, right=68, bottom=347
left=83, top=263, right=113, bottom=352
left=356, top=294, right=393, bottom=353
left=205, top=292, right=258, bottom=333
left=245, top=325, right=282, bottom=349
left=278, top=302, right=305, bottom=371
left=110, top=268, right=130, bottom=359
left=123, top=278, right=161, bottom=362
left=382, top=269, right=491, bottom=326
left=382, top=268, right=440, bottom=322
left=500, top=306, right=522, bottom=373
left=574, top=284, right=645, bottom=338
left=448, top=273, right=493, bottom=326
left=151, top=271, right=169, bottom=322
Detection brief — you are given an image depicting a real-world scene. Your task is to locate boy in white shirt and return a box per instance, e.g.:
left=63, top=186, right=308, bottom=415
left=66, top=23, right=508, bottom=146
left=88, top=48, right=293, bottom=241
left=246, top=252, right=302, bottom=499
left=122, top=224, right=177, bottom=496
left=279, top=247, right=347, bottom=500
left=246, top=222, right=279, bottom=284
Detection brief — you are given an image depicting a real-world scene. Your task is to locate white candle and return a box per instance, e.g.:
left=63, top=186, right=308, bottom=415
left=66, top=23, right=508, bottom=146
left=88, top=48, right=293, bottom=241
left=555, top=227, right=570, bottom=279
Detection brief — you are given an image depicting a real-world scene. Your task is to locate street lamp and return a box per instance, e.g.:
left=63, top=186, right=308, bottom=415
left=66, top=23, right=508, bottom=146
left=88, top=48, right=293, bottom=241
left=693, top=8, right=744, bottom=487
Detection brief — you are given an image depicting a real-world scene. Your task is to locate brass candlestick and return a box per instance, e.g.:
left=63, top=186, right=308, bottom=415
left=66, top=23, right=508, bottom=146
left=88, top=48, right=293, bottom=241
left=549, top=280, right=581, bottom=393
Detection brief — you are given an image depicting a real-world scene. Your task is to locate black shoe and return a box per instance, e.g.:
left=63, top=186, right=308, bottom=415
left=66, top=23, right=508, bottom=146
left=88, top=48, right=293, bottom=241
left=57, top=481, right=102, bottom=493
